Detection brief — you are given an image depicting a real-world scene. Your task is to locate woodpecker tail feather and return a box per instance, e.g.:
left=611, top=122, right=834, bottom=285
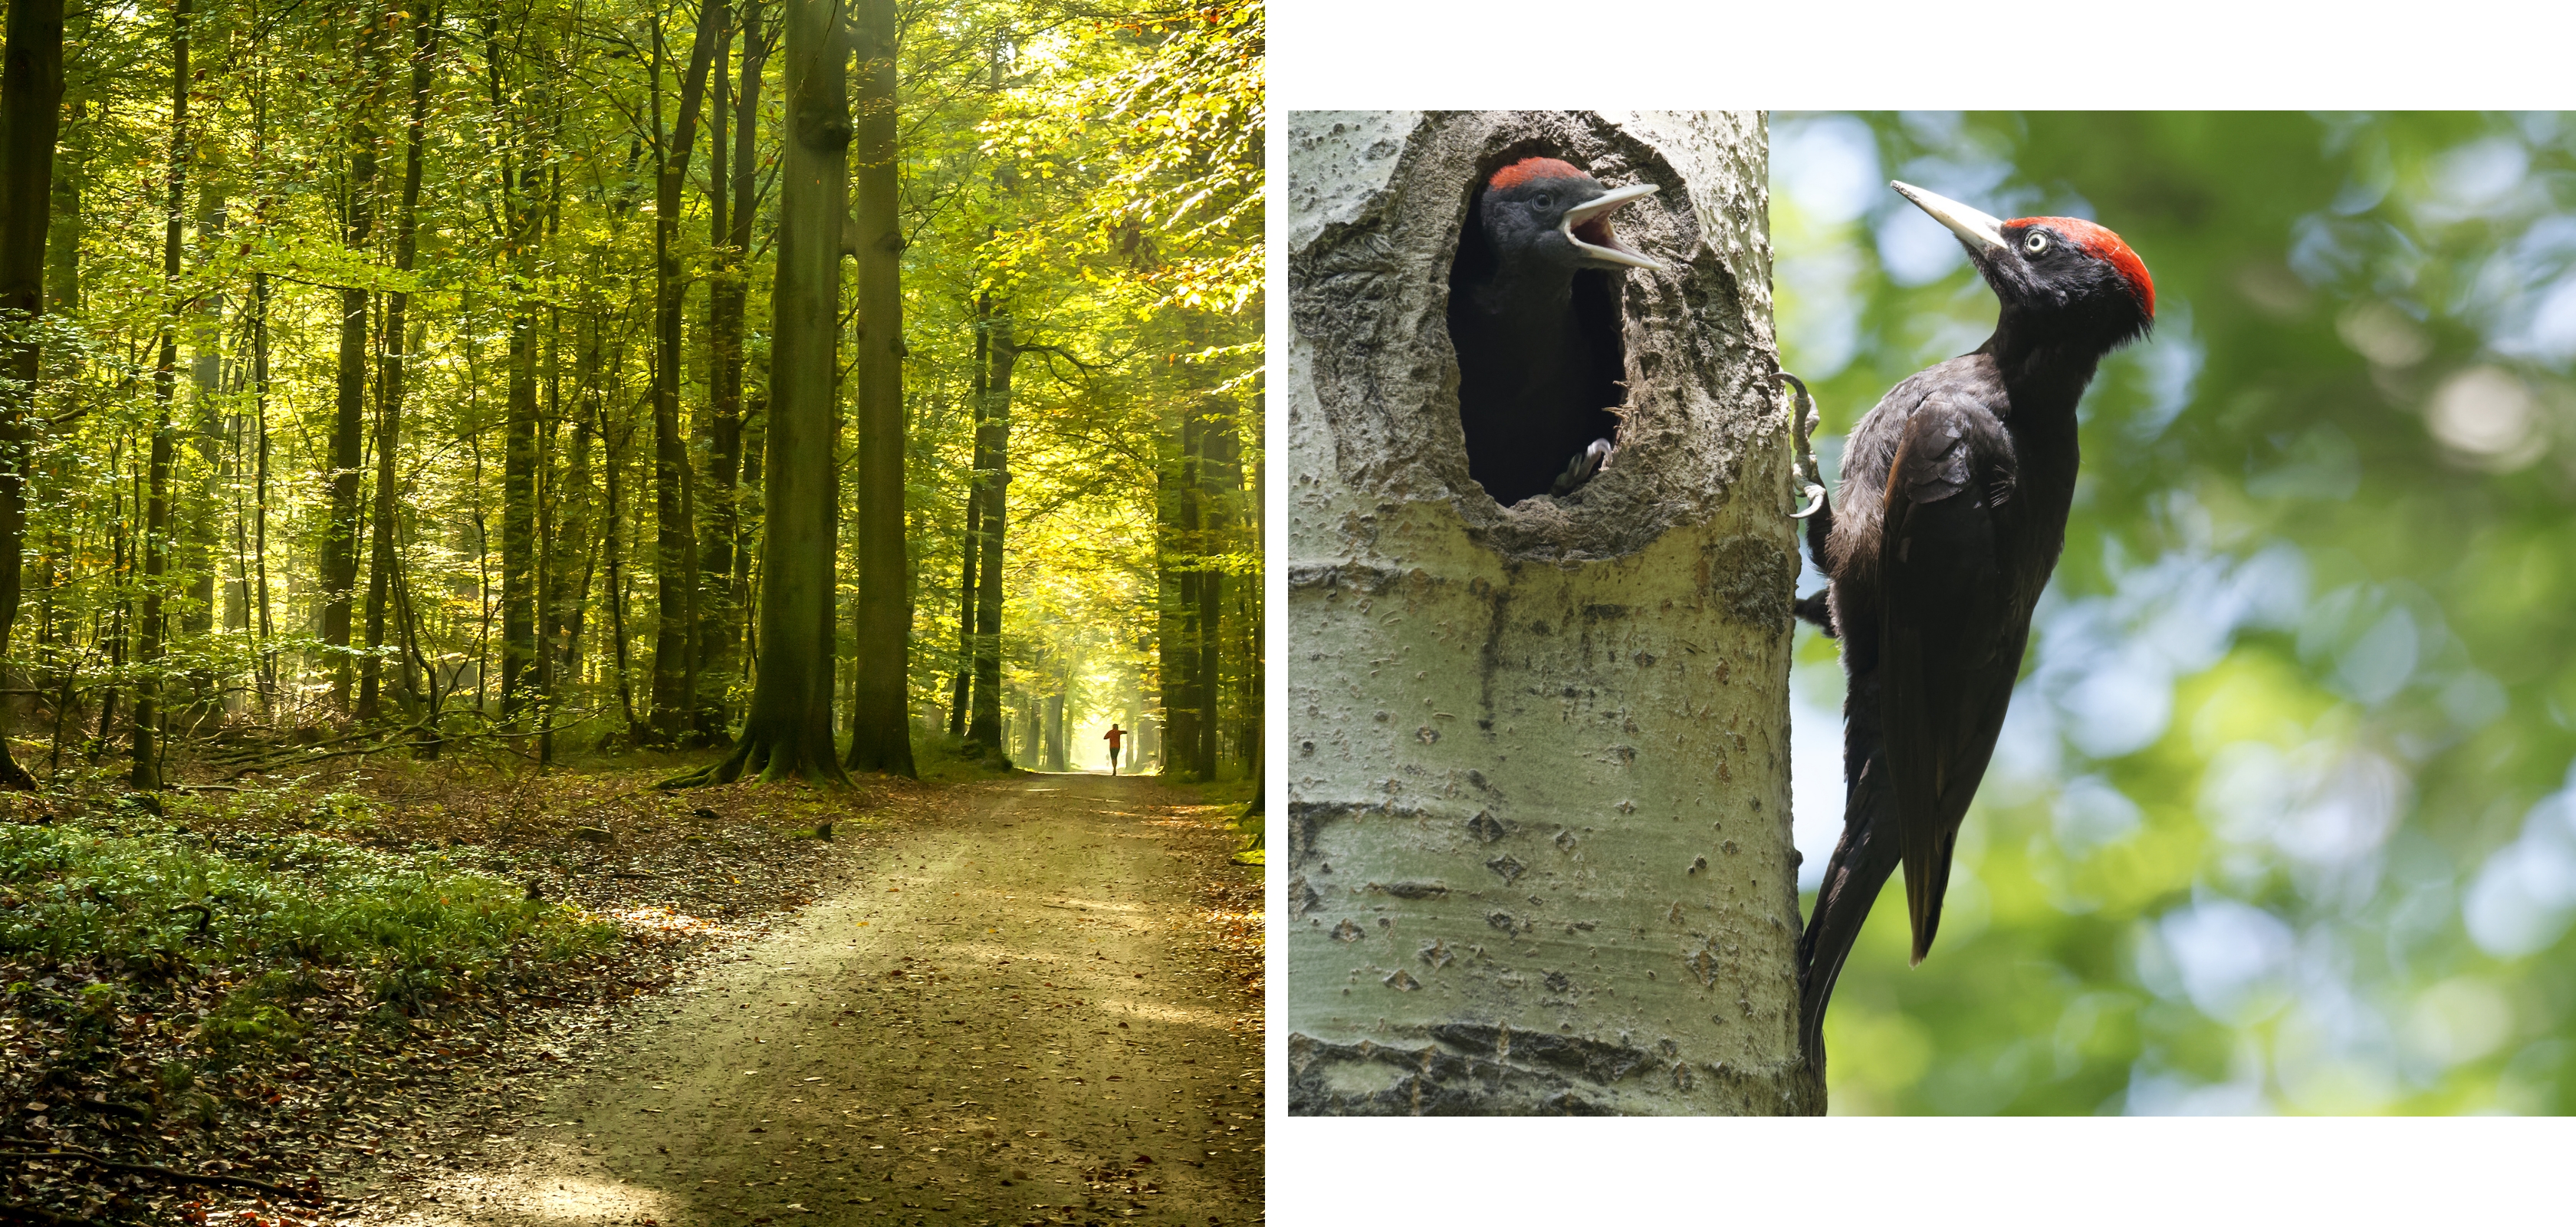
left=1796, top=673, right=1899, bottom=1071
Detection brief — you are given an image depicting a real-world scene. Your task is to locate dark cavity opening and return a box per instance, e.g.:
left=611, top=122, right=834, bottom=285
left=1447, top=173, right=1629, bottom=508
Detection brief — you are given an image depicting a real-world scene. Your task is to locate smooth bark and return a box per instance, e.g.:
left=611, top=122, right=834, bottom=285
left=322, top=12, right=387, bottom=712
left=361, top=7, right=437, bottom=722
left=665, top=0, right=844, bottom=786
left=0, top=0, right=67, bottom=787
left=646, top=0, right=723, bottom=743
left=964, top=309, right=1011, bottom=752
left=131, top=0, right=190, bottom=787
left=843, top=0, right=913, bottom=775
left=1284, top=110, right=1809, bottom=1114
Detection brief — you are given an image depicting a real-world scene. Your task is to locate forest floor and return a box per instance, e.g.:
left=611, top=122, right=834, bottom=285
left=0, top=757, right=1262, bottom=1227
left=342, top=771, right=1266, bottom=1227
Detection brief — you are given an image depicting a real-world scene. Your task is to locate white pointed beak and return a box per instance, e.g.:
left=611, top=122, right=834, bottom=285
left=1562, top=183, right=1664, bottom=271
left=1891, top=180, right=2006, bottom=254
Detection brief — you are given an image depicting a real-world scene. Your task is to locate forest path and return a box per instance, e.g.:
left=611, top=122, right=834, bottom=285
left=353, top=773, right=1263, bottom=1227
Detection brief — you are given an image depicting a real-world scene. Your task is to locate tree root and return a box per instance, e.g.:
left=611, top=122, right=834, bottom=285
left=0, top=1145, right=314, bottom=1199
left=657, top=727, right=848, bottom=790
left=0, top=1199, right=100, bottom=1225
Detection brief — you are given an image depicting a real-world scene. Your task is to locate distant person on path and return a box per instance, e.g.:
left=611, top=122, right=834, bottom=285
left=1104, top=724, right=1126, bottom=775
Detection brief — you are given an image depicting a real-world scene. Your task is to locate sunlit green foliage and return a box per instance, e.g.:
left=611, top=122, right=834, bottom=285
left=17, top=0, right=1260, bottom=774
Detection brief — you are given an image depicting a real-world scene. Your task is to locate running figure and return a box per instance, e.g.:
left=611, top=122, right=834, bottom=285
left=1103, top=724, right=1126, bottom=776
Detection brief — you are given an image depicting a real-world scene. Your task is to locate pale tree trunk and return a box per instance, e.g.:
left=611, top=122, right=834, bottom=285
left=1284, top=110, right=1813, bottom=1115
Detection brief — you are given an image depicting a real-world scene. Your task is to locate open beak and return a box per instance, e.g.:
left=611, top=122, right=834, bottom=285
left=1891, top=180, right=2006, bottom=254
left=1562, top=183, right=1664, bottom=270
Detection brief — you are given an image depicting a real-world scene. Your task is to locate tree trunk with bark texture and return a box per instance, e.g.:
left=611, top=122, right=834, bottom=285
left=1284, top=110, right=1813, bottom=1115
left=322, top=13, right=384, bottom=713
left=698, top=0, right=764, bottom=736
left=0, top=0, right=66, bottom=788
left=664, top=0, right=844, bottom=787
left=133, top=0, right=192, bottom=787
left=964, top=311, right=1011, bottom=754
left=843, top=0, right=914, bottom=776
left=361, top=10, right=435, bottom=723
left=647, top=6, right=721, bottom=744
left=948, top=293, right=991, bottom=740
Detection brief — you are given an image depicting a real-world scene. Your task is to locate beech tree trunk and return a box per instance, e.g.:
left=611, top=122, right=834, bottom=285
left=842, top=0, right=914, bottom=776
left=667, top=0, right=844, bottom=786
left=648, top=3, right=722, bottom=743
left=948, top=292, right=991, bottom=741
left=0, top=0, right=64, bottom=788
left=698, top=0, right=764, bottom=736
left=361, top=8, right=435, bottom=722
left=321, top=14, right=386, bottom=713
left=1285, top=110, right=1812, bottom=1115
left=495, top=12, right=542, bottom=726
left=964, top=310, right=1011, bottom=754
left=133, top=0, right=191, bottom=787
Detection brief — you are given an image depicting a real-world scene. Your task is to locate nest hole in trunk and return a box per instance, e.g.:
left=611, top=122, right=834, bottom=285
left=1447, top=158, right=1631, bottom=508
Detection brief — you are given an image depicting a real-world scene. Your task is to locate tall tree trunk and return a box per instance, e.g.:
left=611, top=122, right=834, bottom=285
left=361, top=7, right=435, bottom=722
left=948, top=293, right=990, bottom=739
left=1284, top=110, right=1810, bottom=1114
left=1159, top=396, right=1201, bottom=780
left=946, top=468, right=978, bottom=735
left=843, top=0, right=912, bottom=776
left=0, top=0, right=67, bottom=788
left=132, top=0, right=191, bottom=788
left=181, top=138, right=225, bottom=646
left=499, top=222, right=540, bottom=720
left=1242, top=381, right=1264, bottom=811
left=666, top=0, right=843, bottom=786
left=698, top=0, right=764, bottom=736
left=646, top=1, right=722, bottom=743
left=1192, top=393, right=1231, bottom=781
left=322, top=12, right=386, bottom=712
left=964, top=310, right=1011, bottom=753
left=601, top=389, right=642, bottom=739
left=721, top=15, right=770, bottom=722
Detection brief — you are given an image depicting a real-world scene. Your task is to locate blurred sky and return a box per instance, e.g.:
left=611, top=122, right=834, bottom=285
left=1773, top=113, right=2576, bottom=1115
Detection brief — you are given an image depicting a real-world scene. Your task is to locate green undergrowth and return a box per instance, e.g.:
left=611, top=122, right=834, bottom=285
left=1146, top=776, right=1264, bottom=864
left=912, top=732, right=1020, bottom=782
left=0, top=791, right=616, bottom=1058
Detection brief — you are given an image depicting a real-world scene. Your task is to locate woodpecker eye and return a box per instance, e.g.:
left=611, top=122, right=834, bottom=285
left=2023, top=231, right=2049, bottom=255
left=1533, top=192, right=1553, bottom=209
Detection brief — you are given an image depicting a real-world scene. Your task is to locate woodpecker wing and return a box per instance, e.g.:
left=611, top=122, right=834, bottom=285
left=1875, top=393, right=2025, bottom=964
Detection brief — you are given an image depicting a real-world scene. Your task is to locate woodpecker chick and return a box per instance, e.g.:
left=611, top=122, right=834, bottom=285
left=1796, top=182, right=2154, bottom=1070
left=1450, top=156, right=1661, bottom=506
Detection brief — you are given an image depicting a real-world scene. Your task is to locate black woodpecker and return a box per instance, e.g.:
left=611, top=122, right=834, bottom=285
left=1449, top=156, right=1662, bottom=505
left=1796, top=181, right=2154, bottom=1067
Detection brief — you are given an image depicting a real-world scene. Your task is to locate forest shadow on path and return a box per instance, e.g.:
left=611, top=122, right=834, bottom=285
left=351, top=773, right=1263, bottom=1227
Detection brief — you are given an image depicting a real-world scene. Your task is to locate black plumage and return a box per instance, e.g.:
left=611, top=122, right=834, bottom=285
left=1796, top=182, right=2154, bottom=1067
left=1448, top=157, right=1661, bottom=505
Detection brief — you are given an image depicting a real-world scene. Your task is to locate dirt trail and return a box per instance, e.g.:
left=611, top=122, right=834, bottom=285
left=354, top=774, right=1263, bottom=1227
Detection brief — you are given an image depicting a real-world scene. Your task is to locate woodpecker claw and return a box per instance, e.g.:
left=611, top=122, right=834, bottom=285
left=1551, top=437, right=1615, bottom=498
left=1783, top=372, right=1829, bottom=518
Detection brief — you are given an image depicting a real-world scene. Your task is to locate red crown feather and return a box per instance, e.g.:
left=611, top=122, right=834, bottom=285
left=2011, top=215, right=2154, bottom=317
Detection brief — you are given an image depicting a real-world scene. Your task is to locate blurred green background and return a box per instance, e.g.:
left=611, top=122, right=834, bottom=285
left=1774, top=112, right=2576, bottom=1115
